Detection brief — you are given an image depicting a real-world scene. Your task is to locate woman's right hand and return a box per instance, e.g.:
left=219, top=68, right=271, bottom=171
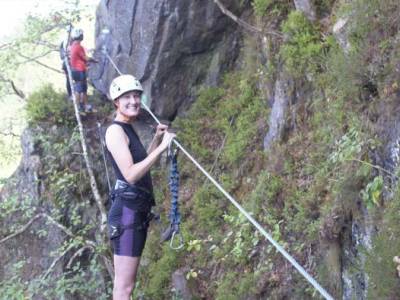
left=160, top=131, right=176, bottom=151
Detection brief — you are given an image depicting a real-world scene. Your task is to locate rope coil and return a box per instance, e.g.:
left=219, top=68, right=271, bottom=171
left=167, top=144, right=183, bottom=250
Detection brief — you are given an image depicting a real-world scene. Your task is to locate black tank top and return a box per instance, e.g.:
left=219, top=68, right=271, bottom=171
left=107, top=121, right=155, bottom=207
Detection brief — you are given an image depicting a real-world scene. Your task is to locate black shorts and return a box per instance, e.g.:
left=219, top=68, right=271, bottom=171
left=108, top=198, right=150, bottom=257
left=71, top=70, right=87, bottom=93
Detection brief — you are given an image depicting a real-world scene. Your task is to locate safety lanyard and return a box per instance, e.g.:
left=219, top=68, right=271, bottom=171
left=167, top=144, right=183, bottom=250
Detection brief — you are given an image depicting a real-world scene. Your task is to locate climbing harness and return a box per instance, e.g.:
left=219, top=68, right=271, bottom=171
left=108, top=211, right=156, bottom=239
left=99, top=35, right=334, bottom=300
left=160, top=143, right=184, bottom=250
left=110, top=179, right=153, bottom=203
left=108, top=179, right=159, bottom=239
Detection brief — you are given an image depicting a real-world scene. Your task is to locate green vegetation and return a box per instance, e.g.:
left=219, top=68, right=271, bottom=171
left=26, top=84, right=75, bottom=126
left=2, top=0, right=400, bottom=298
left=0, top=81, right=110, bottom=298
left=252, top=0, right=273, bottom=17
left=365, top=190, right=400, bottom=298
left=251, top=0, right=290, bottom=18
left=280, top=11, right=324, bottom=77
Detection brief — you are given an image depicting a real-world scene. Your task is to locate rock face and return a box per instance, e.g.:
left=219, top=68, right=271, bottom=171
left=171, top=268, right=193, bottom=300
left=294, top=0, right=316, bottom=21
left=90, top=0, right=241, bottom=120
left=263, top=71, right=294, bottom=150
left=333, top=18, right=351, bottom=53
left=0, top=129, right=64, bottom=288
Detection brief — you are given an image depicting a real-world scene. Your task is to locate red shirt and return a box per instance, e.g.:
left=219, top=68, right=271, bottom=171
left=70, top=41, right=87, bottom=71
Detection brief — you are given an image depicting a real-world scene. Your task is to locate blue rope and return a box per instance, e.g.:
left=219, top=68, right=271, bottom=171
left=168, top=149, right=180, bottom=227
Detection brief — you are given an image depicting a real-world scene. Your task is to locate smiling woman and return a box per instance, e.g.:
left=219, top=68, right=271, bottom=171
left=105, top=74, right=176, bottom=300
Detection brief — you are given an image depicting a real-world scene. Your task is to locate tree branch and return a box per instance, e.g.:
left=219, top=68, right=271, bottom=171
left=66, top=245, right=94, bottom=269
left=0, top=212, right=97, bottom=249
left=0, top=42, right=13, bottom=51
left=9, top=79, right=26, bottom=99
left=17, top=52, right=63, bottom=74
left=0, top=211, right=113, bottom=279
left=213, top=0, right=282, bottom=37
left=42, top=243, right=75, bottom=279
left=34, top=40, right=59, bottom=51
left=345, top=158, right=398, bottom=178
left=16, top=50, right=54, bottom=65
left=0, top=213, right=44, bottom=244
left=0, top=130, right=20, bottom=138
left=0, top=74, right=26, bottom=99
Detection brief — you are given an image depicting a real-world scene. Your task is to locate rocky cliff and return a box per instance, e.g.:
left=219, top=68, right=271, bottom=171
left=90, top=0, right=241, bottom=120
left=2, top=0, right=400, bottom=299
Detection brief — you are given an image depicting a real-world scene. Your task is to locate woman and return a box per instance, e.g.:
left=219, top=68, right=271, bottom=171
left=105, top=74, right=176, bottom=299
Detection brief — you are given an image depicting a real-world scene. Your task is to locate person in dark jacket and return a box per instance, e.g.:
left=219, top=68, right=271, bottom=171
left=59, top=39, right=72, bottom=99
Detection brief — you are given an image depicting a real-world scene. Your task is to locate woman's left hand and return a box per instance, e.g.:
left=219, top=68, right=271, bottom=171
left=155, top=124, right=168, bottom=140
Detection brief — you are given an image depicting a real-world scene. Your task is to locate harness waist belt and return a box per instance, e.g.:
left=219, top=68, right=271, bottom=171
left=111, top=179, right=152, bottom=201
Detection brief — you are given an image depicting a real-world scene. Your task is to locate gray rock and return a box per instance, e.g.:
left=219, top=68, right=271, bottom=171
left=294, top=0, right=316, bottom=21
left=0, top=128, right=65, bottom=291
left=171, top=268, right=193, bottom=300
left=263, top=72, right=294, bottom=150
left=333, top=18, right=351, bottom=53
left=90, top=0, right=241, bottom=120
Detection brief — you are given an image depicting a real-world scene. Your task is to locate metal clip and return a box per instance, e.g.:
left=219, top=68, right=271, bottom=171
left=170, top=230, right=184, bottom=250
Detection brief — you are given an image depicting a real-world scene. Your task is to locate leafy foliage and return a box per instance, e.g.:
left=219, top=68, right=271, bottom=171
left=360, top=175, right=383, bottom=209
left=280, top=11, right=324, bottom=77
left=26, top=84, right=74, bottom=126
left=252, top=0, right=273, bottom=17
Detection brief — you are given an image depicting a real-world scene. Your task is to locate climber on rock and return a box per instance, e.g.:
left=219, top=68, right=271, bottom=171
left=69, top=28, right=97, bottom=112
left=105, top=74, right=176, bottom=300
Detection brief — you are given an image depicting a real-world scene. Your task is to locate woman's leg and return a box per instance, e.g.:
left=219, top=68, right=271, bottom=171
left=113, top=255, right=141, bottom=300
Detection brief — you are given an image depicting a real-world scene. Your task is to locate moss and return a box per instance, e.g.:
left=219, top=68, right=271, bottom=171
left=192, top=185, right=225, bottom=232
left=215, top=271, right=257, bottom=300
left=365, top=193, right=400, bottom=298
left=142, top=245, right=181, bottom=300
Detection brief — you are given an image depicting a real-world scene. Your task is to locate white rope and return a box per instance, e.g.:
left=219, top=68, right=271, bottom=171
left=104, top=52, right=123, bottom=76
left=104, top=54, right=334, bottom=300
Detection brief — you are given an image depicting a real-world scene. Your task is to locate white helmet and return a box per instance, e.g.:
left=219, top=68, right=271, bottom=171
left=71, top=28, right=83, bottom=40
left=109, top=74, right=143, bottom=101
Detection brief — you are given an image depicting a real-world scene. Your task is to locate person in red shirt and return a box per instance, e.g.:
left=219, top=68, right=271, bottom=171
left=69, top=28, right=96, bottom=112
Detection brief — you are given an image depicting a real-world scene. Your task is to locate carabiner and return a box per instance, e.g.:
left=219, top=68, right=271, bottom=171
left=170, top=230, right=184, bottom=250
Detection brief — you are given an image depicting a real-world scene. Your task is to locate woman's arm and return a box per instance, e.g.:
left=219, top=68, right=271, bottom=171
left=106, top=124, right=175, bottom=184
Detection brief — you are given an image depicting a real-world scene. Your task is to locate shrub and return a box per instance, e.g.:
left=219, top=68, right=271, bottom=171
left=252, top=0, right=273, bottom=17
left=26, top=84, right=75, bottom=126
left=280, top=11, right=323, bottom=77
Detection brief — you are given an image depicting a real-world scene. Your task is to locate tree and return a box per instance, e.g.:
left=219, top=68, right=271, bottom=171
left=0, top=1, right=111, bottom=298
